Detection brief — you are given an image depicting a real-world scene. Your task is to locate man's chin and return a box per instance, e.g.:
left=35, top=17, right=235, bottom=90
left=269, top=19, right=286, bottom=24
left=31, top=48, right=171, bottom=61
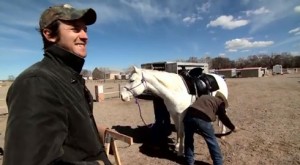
left=75, top=52, right=87, bottom=58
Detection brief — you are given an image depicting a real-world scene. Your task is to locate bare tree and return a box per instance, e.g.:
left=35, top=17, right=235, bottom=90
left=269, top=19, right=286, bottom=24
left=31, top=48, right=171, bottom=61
left=8, top=75, right=15, bottom=81
left=80, top=69, right=92, bottom=77
left=187, top=56, right=199, bottom=63
left=211, top=57, right=232, bottom=69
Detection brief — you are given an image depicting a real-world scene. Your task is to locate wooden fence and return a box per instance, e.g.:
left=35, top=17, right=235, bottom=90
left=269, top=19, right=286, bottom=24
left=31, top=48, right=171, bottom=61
left=85, top=80, right=127, bottom=101
left=0, top=80, right=127, bottom=104
left=0, top=99, right=6, bottom=114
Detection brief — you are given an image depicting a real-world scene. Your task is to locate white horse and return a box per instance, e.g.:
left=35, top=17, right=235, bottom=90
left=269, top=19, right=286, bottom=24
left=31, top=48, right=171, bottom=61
left=120, top=66, right=228, bottom=156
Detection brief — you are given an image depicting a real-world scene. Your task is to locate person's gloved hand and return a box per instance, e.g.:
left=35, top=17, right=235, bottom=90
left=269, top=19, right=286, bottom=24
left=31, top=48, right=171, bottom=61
left=232, top=127, right=239, bottom=133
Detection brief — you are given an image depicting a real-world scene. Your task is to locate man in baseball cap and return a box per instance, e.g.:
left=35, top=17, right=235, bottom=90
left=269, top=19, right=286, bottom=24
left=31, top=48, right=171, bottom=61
left=183, top=92, right=237, bottom=165
left=4, top=4, right=112, bottom=165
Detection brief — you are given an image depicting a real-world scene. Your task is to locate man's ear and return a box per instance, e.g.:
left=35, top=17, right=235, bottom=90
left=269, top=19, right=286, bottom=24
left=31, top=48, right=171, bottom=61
left=42, top=29, right=57, bottom=42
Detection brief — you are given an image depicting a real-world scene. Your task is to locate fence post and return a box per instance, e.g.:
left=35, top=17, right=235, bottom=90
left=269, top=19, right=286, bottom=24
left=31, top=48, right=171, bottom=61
left=118, top=84, right=121, bottom=98
left=95, top=84, right=104, bottom=102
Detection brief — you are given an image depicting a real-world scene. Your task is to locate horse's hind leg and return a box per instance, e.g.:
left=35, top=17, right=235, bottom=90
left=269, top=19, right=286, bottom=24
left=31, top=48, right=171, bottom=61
left=219, top=109, right=228, bottom=139
left=221, top=124, right=226, bottom=139
left=172, top=114, right=185, bottom=156
left=170, top=115, right=180, bottom=150
left=175, top=124, right=184, bottom=156
left=177, top=115, right=185, bottom=156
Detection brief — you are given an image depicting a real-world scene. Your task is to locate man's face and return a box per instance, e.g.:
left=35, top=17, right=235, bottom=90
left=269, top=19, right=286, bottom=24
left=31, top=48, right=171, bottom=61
left=56, top=20, right=88, bottom=58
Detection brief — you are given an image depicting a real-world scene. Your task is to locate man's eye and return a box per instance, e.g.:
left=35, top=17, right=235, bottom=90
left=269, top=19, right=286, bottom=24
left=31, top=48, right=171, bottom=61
left=72, top=27, right=87, bottom=33
left=72, top=28, right=81, bottom=33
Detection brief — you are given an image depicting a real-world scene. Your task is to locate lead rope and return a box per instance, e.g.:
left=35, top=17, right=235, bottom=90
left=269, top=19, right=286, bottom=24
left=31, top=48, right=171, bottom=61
left=134, top=97, right=153, bottom=128
left=127, top=72, right=152, bottom=128
left=136, top=72, right=152, bottom=127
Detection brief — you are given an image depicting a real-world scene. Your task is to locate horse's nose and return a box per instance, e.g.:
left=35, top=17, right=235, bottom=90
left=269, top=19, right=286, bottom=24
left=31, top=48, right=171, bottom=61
left=120, top=91, right=130, bottom=102
left=120, top=94, right=126, bottom=101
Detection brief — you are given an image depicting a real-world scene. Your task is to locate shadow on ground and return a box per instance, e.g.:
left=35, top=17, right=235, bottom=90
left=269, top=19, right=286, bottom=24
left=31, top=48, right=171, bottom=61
left=112, top=125, right=210, bottom=165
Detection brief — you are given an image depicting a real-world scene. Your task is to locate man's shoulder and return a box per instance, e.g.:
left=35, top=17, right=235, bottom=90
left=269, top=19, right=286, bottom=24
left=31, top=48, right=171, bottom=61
left=15, top=59, right=65, bottom=84
left=16, top=61, right=49, bottom=80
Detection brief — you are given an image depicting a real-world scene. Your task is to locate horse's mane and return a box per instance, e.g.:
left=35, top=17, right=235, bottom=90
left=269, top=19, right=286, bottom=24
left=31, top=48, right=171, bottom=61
left=141, top=69, right=186, bottom=92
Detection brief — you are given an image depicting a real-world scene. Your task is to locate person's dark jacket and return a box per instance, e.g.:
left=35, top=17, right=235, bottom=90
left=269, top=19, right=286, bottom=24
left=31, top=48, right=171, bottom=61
left=187, top=95, right=235, bottom=130
left=4, top=45, right=111, bottom=165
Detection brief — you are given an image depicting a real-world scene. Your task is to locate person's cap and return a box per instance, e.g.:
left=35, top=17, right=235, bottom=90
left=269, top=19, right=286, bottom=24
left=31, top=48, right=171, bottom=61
left=215, top=91, right=229, bottom=108
left=39, top=4, right=97, bottom=29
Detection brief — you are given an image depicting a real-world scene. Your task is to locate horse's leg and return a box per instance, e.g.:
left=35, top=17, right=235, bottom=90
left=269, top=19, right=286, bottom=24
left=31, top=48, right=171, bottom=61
left=218, top=121, right=226, bottom=139
left=176, top=114, right=185, bottom=156
left=172, top=114, right=184, bottom=156
left=170, top=114, right=180, bottom=149
left=178, top=122, right=184, bottom=156
left=220, top=108, right=229, bottom=139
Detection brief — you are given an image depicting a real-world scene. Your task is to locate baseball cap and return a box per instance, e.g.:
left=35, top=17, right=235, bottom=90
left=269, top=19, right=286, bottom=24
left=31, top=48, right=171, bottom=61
left=39, top=4, right=97, bottom=29
left=215, top=91, right=229, bottom=108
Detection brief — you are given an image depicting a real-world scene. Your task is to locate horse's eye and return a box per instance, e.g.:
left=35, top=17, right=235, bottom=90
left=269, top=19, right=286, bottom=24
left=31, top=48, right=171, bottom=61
left=129, top=79, right=134, bottom=83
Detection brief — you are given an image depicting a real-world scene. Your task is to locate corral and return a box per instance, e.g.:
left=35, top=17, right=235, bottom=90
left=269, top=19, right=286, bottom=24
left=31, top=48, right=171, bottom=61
left=0, top=73, right=299, bottom=164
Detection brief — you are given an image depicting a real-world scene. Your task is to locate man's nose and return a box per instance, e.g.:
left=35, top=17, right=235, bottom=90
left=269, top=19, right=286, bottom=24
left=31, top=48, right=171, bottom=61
left=79, top=30, right=88, bottom=40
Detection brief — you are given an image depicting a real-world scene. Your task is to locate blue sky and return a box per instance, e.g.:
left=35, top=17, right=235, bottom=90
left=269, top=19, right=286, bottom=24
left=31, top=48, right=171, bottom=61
left=0, top=0, right=299, bottom=80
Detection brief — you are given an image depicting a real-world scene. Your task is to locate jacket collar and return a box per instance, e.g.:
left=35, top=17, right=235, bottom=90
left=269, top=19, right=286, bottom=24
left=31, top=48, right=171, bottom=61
left=45, top=45, right=85, bottom=73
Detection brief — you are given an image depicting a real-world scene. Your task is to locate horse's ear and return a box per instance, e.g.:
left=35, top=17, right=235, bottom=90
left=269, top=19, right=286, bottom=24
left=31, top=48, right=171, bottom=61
left=133, top=66, right=140, bottom=73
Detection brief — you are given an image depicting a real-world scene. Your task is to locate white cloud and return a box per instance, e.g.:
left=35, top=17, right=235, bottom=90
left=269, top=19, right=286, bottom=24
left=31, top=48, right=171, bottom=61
left=274, top=35, right=300, bottom=47
left=183, top=17, right=196, bottom=24
left=92, top=0, right=206, bottom=26
left=0, top=25, right=32, bottom=39
left=72, top=1, right=181, bottom=25
left=119, top=0, right=179, bottom=24
left=219, top=53, right=226, bottom=57
left=228, top=49, right=237, bottom=52
left=182, top=16, right=203, bottom=25
left=207, top=15, right=249, bottom=30
left=0, top=47, right=41, bottom=57
left=182, top=1, right=207, bottom=26
left=225, top=38, right=274, bottom=51
left=244, top=7, right=270, bottom=16
left=291, top=51, right=300, bottom=56
left=196, top=1, right=211, bottom=13
left=249, top=1, right=297, bottom=33
left=289, top=27, right=300, bottom=35
left=295, top=6, right=300, bottom=13
left=241, top=49, right=250, bottom=52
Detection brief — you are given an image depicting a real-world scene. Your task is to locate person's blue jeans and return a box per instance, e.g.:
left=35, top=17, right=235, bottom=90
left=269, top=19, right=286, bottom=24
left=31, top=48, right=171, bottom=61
left=184, top=113, right=223, bottom=165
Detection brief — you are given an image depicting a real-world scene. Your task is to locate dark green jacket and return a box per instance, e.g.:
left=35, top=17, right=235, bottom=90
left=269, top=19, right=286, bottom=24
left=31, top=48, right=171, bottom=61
left=4, top=45, right=110, bottom=165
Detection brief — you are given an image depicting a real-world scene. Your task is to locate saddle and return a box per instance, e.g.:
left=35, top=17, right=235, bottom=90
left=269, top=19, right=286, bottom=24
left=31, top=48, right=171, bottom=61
left=180, top=67, right=219, bottom=97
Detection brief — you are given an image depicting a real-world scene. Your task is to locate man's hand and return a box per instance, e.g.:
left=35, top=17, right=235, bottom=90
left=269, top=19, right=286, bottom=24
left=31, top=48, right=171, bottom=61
left=232, top=127, right=239, bottom=133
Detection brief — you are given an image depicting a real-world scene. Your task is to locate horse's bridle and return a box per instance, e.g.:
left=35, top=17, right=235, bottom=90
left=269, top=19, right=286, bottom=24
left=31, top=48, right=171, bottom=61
left=124, top=72, right=147, bottom=96
left=124, top=72, right=151, bottom=127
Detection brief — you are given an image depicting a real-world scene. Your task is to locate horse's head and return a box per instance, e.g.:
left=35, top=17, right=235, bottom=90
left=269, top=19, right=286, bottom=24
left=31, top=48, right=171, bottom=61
left=120, top=66, right=147, bottom=101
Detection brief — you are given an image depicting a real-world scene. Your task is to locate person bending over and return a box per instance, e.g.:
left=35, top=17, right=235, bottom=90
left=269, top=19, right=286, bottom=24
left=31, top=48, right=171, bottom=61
left=183, top=92, right=238, bottom=165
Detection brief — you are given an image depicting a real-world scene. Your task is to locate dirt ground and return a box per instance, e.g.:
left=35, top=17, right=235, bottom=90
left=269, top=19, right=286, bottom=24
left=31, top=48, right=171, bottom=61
left=0, top=73, right=300, bottom=165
